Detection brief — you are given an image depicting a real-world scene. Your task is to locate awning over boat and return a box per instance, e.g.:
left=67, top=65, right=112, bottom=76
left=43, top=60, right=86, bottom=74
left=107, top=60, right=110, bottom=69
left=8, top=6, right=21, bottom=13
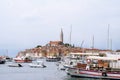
left=87, top=56, right=118, bottom=61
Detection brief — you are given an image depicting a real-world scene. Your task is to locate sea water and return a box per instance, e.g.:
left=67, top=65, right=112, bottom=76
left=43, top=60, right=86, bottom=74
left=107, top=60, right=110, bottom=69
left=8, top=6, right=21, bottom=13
left=0, top=61, right=105, bottom=80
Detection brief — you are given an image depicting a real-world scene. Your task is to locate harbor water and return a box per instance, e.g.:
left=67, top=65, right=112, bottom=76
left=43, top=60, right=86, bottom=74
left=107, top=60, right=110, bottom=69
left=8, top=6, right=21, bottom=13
left=0, top=61, right=104, bottom=80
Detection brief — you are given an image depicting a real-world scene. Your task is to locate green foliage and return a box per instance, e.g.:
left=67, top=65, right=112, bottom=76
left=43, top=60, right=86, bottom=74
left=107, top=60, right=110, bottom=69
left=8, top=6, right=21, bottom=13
left=99, top=53, right=106, bottom=57
left=36, top=45, right=42, bottom=48
left=64, top=43, right=71, bottom=47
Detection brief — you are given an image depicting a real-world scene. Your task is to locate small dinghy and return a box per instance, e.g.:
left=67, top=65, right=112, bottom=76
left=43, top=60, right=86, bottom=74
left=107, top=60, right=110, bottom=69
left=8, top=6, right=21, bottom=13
left=29, top=61, right=46, bottom=68
left=8, top=63, right=23, bottom=67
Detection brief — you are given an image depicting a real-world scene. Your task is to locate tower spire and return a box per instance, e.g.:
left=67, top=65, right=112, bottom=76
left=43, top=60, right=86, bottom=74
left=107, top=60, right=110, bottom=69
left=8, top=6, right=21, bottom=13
left=60, top=28, right=63, bottom=43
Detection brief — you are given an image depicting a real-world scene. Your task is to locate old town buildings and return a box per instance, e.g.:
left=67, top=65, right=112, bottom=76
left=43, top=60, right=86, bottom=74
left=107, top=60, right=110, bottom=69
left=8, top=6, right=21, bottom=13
left=16, top=29, right=113, bottom=59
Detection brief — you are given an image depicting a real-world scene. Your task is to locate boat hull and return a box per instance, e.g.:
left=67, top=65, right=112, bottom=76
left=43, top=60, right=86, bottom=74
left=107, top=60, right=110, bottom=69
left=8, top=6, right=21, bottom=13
left=8, top=64, right=23, bottom=67
left=29, top=61, right=46, bottom=68
left=46, top=57, right=61, bottom=62
left=67, top=68, right=120, bottom=80
left=29, top=65, right=46, bottom=68
left=0, top=60, right=6, bottom=64
left=14, top=60, right=32, bottom=63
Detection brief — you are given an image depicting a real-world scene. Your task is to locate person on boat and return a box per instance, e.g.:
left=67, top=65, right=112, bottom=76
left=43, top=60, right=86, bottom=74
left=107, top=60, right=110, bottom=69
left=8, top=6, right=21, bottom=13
left=86, top=59, right=91, bottom=70
left=102, top=71, right=107, bottom=77
left=70, top=61, right=73, bottom=65
left=86, top=64, right=90, bottom=70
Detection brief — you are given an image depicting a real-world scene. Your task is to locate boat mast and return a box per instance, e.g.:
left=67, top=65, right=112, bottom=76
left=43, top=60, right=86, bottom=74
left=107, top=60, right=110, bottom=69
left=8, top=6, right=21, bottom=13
left=110, top=39, right=112, bottom=51
left=107, top=24, right=110, bottom=50
left=80, top=40, right=84, bottom=47
left=107, top=25, right=114, bottom=68
left=6, top=49, right=8, bottom=56
left=69, top=25, right=72, bottom=53
left=92, top=35, right=94, bottom=53
left=69, top=25, right=72, bottom=46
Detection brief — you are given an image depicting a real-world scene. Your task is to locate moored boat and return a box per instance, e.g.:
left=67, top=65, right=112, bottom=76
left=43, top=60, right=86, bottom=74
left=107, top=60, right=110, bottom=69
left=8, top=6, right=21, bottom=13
left=0, top=56, right=6, bottom=64
left=67, top=67, right=120, bottom=79
left=0, top=59, right=6, bottom=64
left=13, top=57, right=32, bottom=63
left=8, top=63, right=23, bottom=67
left=29, top=61, right=46, bottom=68
left=66, top=56, right=120, bottom=80
left=46, top=56, right=61, bottom=62
left=57, top=52, right=99, bottom=70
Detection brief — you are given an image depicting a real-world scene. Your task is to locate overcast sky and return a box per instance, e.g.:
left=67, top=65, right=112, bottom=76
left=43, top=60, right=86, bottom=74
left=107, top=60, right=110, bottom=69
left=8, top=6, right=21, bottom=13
left=0, top=0, right=120, bottom=57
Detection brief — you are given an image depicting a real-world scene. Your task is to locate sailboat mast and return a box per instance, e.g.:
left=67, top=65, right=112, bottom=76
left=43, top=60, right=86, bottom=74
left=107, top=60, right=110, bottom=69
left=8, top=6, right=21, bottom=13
left=110, top=39, right=112, bottom=51
left=91, top=35, right=94, bottom=53
left=107, top=24, right=110, bottom=50
left=69, top=25, right=72, bottom=46
left=69, top=25, right=72, bottom=53
left=92, top=35, right=94, bottom=49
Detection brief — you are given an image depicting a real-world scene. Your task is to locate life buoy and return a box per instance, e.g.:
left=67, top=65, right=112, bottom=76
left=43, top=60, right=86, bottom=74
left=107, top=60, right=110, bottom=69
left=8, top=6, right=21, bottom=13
left=87, top=59, right=91, bottom=63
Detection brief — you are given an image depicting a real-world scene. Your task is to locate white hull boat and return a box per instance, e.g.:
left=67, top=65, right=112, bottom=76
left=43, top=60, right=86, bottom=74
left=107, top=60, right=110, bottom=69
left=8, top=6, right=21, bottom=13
left=8, top=63, right=23, bottom=67
left=29, top=61, right=46, bottom=68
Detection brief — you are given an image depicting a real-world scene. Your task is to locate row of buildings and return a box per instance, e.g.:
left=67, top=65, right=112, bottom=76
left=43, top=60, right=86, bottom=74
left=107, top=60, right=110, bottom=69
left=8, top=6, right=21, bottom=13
left=16, top=45, right=111, bottom=58
left=16, top=29, right=114, bottom=59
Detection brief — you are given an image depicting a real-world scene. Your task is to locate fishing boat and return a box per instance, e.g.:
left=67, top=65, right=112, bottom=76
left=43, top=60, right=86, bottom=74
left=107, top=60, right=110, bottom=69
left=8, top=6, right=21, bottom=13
left=13, top=57, right=32, bottom=63
left=29, top=61, right=46, bottom=68
left=66, top=56, right=120, bottom=80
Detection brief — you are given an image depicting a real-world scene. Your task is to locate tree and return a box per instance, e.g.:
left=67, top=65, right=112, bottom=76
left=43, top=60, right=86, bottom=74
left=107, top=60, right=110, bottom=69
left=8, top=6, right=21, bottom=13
left=36, top=45, right=42, bottom=48
left=116, top=50, right=120, bottom=52
left=64, top=43, right=72, bottom=47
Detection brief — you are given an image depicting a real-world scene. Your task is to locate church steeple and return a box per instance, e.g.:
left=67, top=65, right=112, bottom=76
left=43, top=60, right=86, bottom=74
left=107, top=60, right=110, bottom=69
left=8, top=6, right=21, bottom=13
left=60, top=28, right=63, bottom=43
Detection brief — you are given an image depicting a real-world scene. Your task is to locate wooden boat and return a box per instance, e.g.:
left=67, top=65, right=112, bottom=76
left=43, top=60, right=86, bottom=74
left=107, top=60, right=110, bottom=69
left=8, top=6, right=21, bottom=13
left=66, top=56, right=120, bottom=80
left=29, top=61, right=46, bottom=68
left=8, top=63, right=23, bottom=67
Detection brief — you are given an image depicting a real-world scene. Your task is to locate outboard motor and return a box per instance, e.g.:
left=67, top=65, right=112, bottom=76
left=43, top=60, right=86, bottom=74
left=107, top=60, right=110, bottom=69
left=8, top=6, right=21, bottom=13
left=43, top=65, right=46, bottom=68
left=18, top=64, right=22, bottom=67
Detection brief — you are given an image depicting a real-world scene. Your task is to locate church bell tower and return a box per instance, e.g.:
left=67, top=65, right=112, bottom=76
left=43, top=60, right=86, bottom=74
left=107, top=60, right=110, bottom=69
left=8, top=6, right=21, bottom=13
left=60, top=28, right=63, bottom=43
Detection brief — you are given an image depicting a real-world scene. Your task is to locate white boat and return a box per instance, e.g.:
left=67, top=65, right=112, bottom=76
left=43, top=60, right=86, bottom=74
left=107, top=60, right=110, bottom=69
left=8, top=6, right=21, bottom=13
left=29, top=61, right=46, bottom=68
left=58, top=53, right=99, bottom=70
left=8, top=63, right=23, bottom=67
